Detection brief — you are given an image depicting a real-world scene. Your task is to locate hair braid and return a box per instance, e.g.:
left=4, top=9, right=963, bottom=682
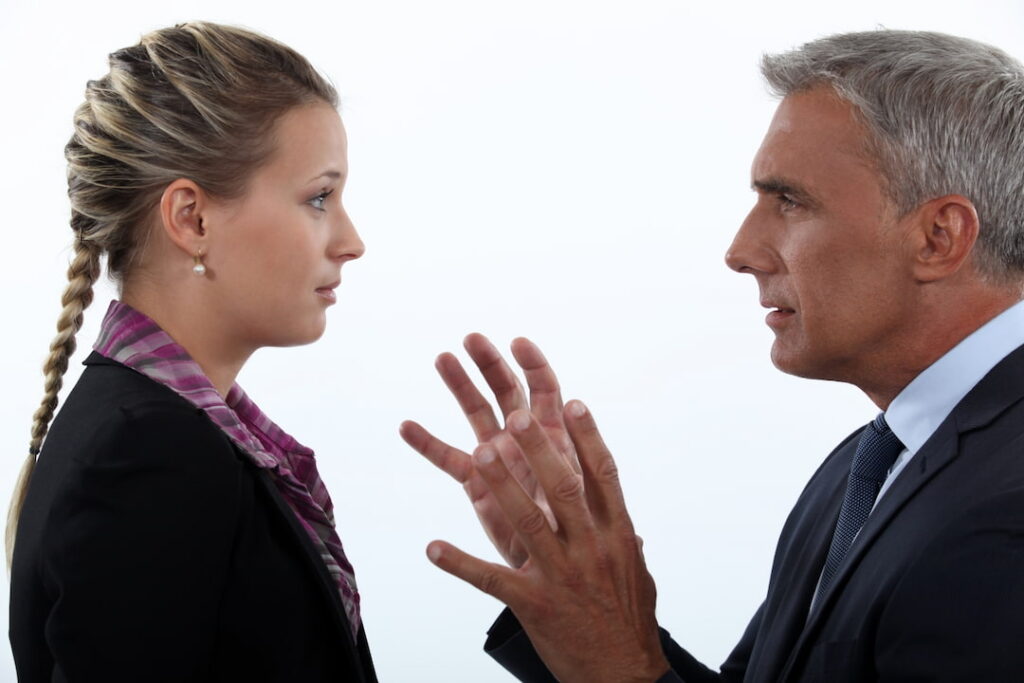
left=7, top=239, right=101, bottom=568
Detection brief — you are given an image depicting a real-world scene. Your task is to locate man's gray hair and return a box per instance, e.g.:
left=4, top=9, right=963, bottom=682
left=762, top=30, right=1024, bottom=282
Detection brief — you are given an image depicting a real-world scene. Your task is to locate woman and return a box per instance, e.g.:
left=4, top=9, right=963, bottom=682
left=7, top=22, right=376, bottom=681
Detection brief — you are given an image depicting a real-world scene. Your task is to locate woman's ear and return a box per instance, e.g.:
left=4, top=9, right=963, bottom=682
left=158, top=178, right=209, bottom=256
left=909, top=195, right=980, bottom=283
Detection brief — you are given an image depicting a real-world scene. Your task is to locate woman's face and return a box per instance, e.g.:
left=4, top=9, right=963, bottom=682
left=202, top=102, right=364, bottom=350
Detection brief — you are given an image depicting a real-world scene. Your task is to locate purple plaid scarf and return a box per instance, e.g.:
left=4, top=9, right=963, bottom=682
left=93, top=300, right=361, bottom=638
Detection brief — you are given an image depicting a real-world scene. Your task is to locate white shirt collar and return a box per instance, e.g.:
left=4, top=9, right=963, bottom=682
left=886, top=299, right=1024, bottom=455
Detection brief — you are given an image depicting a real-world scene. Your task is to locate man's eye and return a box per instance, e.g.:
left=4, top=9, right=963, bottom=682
left=308, top=189, right=334, bottom=211
left=779, top=193, right=800, bottom=211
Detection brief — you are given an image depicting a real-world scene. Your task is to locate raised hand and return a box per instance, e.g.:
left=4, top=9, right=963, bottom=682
left=426, top=402, right=670, bottom=683
left=400, top=333, right=576, bottom=568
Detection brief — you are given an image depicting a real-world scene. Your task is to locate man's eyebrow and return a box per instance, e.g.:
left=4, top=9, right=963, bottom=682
left=752, top=177, right=818, bottom=207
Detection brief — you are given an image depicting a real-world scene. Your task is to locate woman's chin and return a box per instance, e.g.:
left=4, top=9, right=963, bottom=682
left=263, top=315, right=328, bottom=348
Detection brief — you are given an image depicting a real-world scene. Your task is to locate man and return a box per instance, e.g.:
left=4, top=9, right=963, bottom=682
left=401, top=30, right=1024, bottom=681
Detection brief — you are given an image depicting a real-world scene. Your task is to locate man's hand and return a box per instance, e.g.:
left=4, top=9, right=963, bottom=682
left=426, top=401, right=670, bottom=683
left=400, top=333, right=576, bottom=568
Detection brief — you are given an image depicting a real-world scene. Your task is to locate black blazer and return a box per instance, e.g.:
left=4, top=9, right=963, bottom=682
left=486, top=343, right=1024, bottom=682
left=10, top=352, right=378, bottom=682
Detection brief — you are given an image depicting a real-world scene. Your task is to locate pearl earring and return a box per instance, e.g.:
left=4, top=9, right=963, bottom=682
left=193, top=250, right=207, bottom=276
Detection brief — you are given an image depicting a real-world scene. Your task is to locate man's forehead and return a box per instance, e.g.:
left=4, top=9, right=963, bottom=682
left=750, top=90, right=878, bottom=185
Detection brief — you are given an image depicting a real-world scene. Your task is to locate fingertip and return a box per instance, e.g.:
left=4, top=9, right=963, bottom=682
left=510, top=336, right=532, bottom=350
left=398, top=420, right=420, bottom=444
left=510, top=336, right=546, bottom=362
left=463, top=332, right=489, bottom=349
left=426, top=541, right=445, bottom=564
left=473, top=443, right=498, bottom=466
left=566, top=400, right=588, bottom=419
left=507, top=410, right=531, bottom=432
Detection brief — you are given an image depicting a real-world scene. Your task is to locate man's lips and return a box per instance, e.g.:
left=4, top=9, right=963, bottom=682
left=761, top=301, right=796, bottom=326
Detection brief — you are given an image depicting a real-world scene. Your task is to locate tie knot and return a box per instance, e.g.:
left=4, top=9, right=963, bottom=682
left=850, top=413, right=904, bottom=483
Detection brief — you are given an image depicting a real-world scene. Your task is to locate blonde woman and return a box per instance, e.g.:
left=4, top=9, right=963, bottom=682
left=7, top=23, right=376, bottom=681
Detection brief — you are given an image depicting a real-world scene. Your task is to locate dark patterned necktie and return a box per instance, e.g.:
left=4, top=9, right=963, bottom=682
left=814, top=413, right=905, bottom=605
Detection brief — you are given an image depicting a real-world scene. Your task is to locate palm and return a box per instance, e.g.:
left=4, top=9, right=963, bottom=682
left=401, top=334, right=575, bottom=568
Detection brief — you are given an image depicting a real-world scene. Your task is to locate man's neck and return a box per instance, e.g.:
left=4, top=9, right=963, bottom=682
left=861, top=290, right=1022, bottom=410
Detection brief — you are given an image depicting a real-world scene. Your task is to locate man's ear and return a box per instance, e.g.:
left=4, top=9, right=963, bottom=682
left=158, top=178, right=209, bottom=257
left=909, top=194, right=980, bottom=283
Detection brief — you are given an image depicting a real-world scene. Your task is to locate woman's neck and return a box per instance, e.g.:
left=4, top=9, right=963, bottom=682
left=120, top=286, right=252, bottom=399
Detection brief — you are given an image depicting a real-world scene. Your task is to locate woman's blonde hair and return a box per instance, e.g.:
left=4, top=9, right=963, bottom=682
left=7, top=21, right=338, bottom=567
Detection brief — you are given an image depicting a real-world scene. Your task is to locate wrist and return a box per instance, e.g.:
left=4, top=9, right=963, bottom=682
left=641, top=654, right=672, bottom=682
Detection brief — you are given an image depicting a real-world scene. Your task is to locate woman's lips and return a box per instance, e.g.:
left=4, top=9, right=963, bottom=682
left=316, top=281, right=340, bottom=303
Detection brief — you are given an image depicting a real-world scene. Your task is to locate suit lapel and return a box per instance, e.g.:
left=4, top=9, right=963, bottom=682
left=804, top=421, right=957, bottom=624
left=779, top=343, right=1024, bottom=681
left=778, top=425, right=961, bottom=681
left=743, top=434, right=857, bottom=683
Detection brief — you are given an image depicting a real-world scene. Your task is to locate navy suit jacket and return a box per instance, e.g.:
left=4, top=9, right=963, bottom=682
left=486, top=344, right=1024, bottom=681
left=10, top=352, right=378, bottom=682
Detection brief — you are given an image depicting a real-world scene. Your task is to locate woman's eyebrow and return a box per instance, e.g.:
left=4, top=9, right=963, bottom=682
left=307, top=169, right=345, bottom=183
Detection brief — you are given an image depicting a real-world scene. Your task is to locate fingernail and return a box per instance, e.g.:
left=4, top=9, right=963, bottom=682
left=476, top=445, right=497, bottom=466
left=509, top=412, right=530, bottom=431
left=427, top=544, right=442, bottom=563
left=568, top=400, right=587, bottom=418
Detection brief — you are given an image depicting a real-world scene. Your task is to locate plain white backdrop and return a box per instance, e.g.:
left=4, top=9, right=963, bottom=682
left=2, top=1, right=1023, bottom=680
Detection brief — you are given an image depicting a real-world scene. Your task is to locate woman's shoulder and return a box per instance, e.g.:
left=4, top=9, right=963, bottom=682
left=71, top=350, right=202, bottom=412
left=20, top=357, right=253, bottom=573
left=45, top=353, right=241, bottom=475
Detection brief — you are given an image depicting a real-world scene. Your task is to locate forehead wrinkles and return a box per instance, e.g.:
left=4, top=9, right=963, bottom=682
left=754, top=92, right=884, bottom=199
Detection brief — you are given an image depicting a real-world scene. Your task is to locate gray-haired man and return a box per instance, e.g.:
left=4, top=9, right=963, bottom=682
left=404, top=30, right=1024, bottom=682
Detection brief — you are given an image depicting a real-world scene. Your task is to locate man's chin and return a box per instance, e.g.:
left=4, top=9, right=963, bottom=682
left=770, top=345, right=851, bottom=384
left=770, top=343, right=817, bottom=380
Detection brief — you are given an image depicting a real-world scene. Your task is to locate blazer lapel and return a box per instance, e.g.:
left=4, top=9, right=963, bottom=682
left=780, top=343, right=1024, bottom=681
left=743, top=434, right=858, bottom=683
left=803, top=419, right=958, bottom=623
left=254, top=470, right=370, bottom=680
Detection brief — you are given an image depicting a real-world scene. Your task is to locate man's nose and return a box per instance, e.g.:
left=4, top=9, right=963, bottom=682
left=725, top=205, right=776, bottom=275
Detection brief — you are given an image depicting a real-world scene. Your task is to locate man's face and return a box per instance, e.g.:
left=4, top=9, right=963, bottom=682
left=726, top=87, right=917, bottom=384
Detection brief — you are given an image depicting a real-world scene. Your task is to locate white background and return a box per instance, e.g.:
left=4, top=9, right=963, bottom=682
left=1, top=1, right=1022, bottom=681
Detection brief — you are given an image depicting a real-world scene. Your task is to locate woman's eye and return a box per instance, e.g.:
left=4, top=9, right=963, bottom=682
left=308, top=189, right=334, bottom=211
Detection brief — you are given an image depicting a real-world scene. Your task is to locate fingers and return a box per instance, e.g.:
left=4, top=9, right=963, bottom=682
left=464, top=333, right=529, bottom=418
left=474, top=443, right=566, bottom=569
left=509, top=337, right=564, bottom=429
left=435, top=352, right=502, bottom=442
left=426, top=540, right=521, bottom=603
left=505, top=410, right=594, bottom=538
left=562, top=400, right=631, bottom=528
left=399, top=420, right=473, bottom=484
left=511, top=338, right=578, bottom=469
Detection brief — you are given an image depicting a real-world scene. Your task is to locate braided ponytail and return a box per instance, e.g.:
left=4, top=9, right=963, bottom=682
left=7, top=21, right=337, bottom=569
left=7, top=239, right=101, bottom=567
